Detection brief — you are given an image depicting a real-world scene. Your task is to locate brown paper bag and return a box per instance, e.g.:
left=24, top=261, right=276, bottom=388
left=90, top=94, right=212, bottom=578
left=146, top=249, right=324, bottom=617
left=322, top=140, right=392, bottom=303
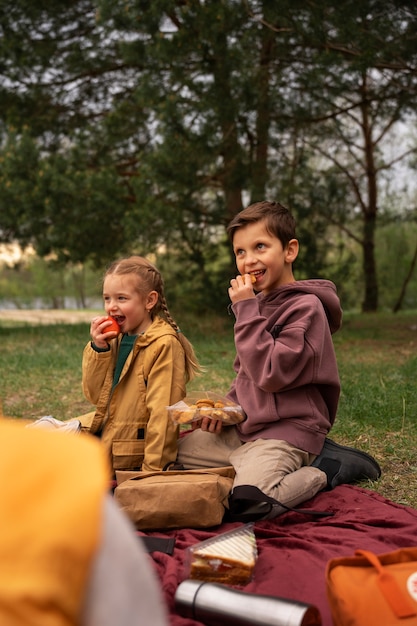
left=114, top=466, right=234, bottom=531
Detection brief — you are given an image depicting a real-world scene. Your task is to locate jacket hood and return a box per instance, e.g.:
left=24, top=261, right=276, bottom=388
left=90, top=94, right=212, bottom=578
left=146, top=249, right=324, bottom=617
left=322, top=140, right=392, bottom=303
left=128, top=316, right=178, bottom=349
left=258, top=279, right=342, bottom=334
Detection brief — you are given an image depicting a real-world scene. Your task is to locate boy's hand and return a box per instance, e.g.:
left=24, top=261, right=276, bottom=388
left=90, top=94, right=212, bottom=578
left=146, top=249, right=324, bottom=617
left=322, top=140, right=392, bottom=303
left=229, top=274, right=256, bottom=304
left=191, top=417, right=223, bottom=434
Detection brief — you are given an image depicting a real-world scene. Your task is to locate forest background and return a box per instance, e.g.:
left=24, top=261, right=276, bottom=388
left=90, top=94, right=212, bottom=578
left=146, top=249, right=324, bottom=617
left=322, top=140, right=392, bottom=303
left=1, top=0, right=417, bottom=315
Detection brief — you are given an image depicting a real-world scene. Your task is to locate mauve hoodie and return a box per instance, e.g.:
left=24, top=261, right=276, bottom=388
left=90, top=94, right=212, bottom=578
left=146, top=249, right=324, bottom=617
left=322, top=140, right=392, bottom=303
left=226, top=279, right=342, bottom=455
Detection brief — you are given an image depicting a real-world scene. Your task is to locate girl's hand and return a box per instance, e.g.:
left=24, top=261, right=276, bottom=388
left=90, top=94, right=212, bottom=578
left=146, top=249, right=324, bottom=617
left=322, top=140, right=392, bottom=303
left=228, top=274, right=256, bottom=304
left=192, top=416, right=223, bottom=434
left=90, top=316, right=119, bottom=348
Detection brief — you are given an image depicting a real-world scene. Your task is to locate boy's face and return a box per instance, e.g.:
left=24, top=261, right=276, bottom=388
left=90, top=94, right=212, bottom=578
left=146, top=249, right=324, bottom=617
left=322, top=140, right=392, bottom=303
left=232, top=219, right=298, bottom=293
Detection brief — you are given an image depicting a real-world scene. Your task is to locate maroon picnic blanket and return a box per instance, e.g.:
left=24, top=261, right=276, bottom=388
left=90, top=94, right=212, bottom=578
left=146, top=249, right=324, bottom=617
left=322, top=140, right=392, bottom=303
left=139, top=485, right=417, bottom=626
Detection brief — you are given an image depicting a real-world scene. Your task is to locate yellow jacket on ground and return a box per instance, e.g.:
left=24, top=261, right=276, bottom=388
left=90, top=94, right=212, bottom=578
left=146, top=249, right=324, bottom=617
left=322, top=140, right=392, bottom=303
left=0, top=418, right=169, bottom=626
left=0, top=418, right=107, bottom=626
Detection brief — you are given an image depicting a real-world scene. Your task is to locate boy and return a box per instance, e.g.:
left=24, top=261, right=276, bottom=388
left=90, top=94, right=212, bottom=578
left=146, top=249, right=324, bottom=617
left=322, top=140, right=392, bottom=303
left=177, top=201, right=380, bottom=520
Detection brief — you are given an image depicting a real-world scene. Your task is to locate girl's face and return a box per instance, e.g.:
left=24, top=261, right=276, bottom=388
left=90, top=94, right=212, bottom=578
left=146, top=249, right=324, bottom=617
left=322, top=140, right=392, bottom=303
left=103, top=274, right=157, bottom=335
left=232, top=219, right=299, bottom=293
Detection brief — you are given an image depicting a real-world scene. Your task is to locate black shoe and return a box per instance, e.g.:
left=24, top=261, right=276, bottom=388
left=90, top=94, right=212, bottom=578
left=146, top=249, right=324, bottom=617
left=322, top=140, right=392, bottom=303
left=226, top=485, right=334, bottom=522
left=227, top=486, right=278, bottom=522
left=311, top=438, right=381, bottom=489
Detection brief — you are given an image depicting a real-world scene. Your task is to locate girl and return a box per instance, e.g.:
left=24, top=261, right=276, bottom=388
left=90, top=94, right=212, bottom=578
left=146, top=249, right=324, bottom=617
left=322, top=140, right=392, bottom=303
left=81, top=255, right=200, bottom=475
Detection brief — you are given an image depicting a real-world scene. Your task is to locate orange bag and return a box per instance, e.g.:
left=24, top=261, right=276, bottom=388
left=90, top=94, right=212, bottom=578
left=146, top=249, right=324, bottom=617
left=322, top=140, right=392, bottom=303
left=326, top=548, right=417, bottom=625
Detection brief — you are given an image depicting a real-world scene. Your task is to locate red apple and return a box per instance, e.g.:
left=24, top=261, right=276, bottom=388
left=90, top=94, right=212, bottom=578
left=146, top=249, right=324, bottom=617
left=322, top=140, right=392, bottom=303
left=103, top=316, right=120, bottom=334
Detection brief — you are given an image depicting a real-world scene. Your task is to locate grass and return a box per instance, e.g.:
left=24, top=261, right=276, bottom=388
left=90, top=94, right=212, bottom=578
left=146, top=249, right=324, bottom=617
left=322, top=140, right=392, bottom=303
left=330, top=311, right=417, bottom=508
left=1, top=309, right=416, bottom=507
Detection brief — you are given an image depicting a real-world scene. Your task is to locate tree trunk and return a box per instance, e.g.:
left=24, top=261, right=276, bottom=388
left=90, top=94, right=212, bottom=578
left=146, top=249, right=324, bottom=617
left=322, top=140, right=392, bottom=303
left=251, top=29, right=274, bottom=202
left=392, top=240, right=417, bottom=313
left=361, top=213, right=378, bottom=311
left=360, top=75, right=379, bottom=312
left=210, top=30, right=244, bottom=226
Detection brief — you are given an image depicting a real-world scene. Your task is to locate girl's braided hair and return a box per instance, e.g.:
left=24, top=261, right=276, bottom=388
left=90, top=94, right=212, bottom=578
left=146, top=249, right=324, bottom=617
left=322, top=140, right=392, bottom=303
left=104, top=256, right=201, bottom=382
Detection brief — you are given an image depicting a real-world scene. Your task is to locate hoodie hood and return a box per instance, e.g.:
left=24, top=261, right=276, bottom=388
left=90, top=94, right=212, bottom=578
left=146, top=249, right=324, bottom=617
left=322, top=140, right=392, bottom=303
left=258, top=279, right=342, bottom=334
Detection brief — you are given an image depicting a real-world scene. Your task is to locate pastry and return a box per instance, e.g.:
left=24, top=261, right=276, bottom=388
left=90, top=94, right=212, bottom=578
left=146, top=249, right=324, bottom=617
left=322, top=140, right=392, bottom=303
left=240, top=274, right=256, bottom=284
left=196, top=399, right=215, bottom=408
left=169, top=397, right=244, bottom=425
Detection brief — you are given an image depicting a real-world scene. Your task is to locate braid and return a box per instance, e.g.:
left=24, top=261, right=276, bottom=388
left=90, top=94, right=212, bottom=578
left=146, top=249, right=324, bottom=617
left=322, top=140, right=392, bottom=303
left=144, top=265, right=164, bottom=317
left=160, top=295, right=201, bottom=382
left=160, top=297, right=179, bottom=331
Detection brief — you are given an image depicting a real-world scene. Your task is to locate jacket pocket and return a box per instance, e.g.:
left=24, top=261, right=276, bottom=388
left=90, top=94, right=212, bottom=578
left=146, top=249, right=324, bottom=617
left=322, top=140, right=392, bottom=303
left=112, top=439, right=145, bottom=471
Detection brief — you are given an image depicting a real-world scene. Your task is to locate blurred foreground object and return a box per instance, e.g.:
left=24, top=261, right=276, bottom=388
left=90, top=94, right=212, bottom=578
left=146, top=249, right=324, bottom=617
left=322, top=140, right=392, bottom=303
left=0, top=418, right=168, bottom=626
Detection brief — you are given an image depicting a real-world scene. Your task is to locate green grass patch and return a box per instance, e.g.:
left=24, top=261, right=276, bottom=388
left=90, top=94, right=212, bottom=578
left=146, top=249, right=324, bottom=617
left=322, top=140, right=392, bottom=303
left=0, top=323, right=91, bottom=420
left=1, top=310, right=416, bottom=508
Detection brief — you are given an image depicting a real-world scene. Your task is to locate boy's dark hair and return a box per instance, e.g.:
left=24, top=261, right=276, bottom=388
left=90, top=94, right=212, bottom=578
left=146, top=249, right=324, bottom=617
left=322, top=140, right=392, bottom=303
left=227, top=201, right=296, bottom=247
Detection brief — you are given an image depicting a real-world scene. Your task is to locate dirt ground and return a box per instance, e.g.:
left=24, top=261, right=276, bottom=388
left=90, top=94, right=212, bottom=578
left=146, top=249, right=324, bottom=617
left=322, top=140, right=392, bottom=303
left=0, top=309, right=95, bottom=325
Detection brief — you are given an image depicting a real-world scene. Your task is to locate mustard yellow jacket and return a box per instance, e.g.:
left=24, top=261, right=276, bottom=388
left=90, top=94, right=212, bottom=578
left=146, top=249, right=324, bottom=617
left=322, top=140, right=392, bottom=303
left=81, top=316, right=186, bottom=474
left=0, top=419, right=108, bottom=626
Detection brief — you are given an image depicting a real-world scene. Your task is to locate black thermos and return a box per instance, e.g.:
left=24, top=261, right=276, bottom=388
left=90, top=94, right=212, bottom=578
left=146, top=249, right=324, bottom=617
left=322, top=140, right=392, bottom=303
left=175, top=580, right=322, bottom=626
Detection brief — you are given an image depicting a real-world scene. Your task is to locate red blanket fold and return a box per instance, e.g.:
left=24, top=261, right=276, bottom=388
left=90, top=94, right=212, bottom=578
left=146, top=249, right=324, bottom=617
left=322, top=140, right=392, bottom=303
left=139, top=485, right=417, bottom=626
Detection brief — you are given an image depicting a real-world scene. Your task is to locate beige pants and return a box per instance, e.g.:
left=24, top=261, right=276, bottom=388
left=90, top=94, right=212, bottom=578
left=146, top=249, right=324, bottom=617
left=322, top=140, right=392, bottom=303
left=177, top=428, right=327, bottom=509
